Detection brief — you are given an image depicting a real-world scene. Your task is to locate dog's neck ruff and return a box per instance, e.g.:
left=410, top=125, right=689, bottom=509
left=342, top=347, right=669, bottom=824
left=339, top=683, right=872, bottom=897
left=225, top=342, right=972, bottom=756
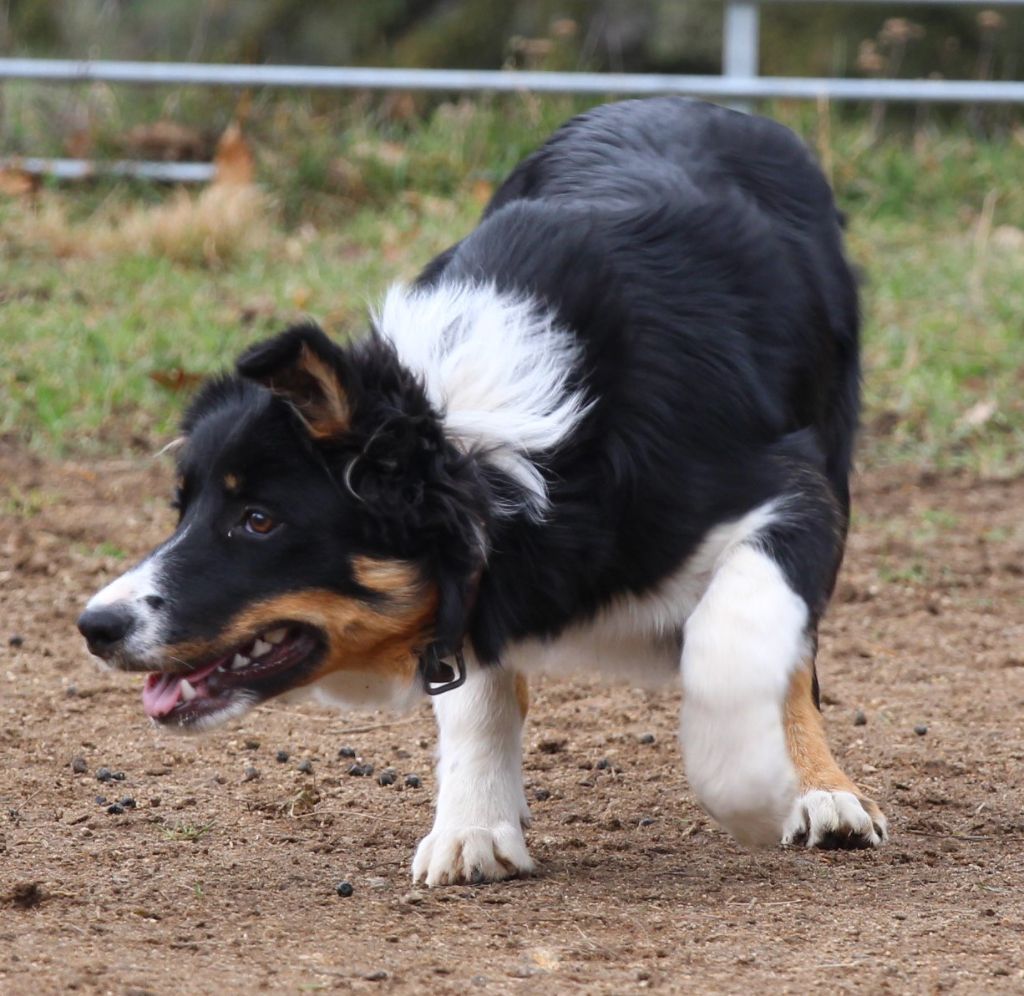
left=374, top=281, right=590, bottom=519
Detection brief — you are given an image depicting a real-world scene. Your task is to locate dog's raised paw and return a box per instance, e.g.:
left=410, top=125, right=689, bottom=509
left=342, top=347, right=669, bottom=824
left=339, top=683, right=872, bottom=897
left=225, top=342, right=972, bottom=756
left=782, top=789, right=888, bottom=850
left=412, top=822, right=534, bottom=887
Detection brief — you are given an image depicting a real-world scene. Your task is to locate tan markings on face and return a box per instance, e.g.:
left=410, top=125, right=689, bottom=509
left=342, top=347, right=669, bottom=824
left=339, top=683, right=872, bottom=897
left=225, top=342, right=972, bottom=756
left=223, top=472, right=242, bottom=494
left=159, top=558, right=435, bottom=686
left=351, top=556, right=427, bottom=604
left=514, top=672, right=529, bottom=720
left=784, top=662, right=885, bottom=823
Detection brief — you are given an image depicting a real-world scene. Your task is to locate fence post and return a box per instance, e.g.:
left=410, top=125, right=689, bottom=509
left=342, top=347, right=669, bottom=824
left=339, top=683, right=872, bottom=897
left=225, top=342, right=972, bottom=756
left=723, top=0, right=761, bottom=113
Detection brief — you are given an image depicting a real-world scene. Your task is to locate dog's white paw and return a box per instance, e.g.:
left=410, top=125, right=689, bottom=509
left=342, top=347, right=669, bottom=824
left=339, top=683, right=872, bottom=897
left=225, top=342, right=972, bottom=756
left=412, top=822, right=534, bottom=887
left=782, top=789, right=888, bottom=850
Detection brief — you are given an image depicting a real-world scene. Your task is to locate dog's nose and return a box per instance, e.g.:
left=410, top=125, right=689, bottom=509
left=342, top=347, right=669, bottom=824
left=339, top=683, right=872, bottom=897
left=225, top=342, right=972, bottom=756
left=77, top=606, right=134, bottom=658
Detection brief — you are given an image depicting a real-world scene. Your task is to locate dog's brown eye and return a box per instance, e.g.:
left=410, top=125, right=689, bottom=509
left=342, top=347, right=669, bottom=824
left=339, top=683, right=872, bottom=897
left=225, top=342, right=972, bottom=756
left=242, top=509, right=276, bottom=535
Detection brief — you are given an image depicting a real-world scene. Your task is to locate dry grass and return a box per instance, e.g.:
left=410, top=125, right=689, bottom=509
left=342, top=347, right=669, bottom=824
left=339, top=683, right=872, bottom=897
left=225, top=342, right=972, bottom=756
left=5, top=182, right=271, bottom=266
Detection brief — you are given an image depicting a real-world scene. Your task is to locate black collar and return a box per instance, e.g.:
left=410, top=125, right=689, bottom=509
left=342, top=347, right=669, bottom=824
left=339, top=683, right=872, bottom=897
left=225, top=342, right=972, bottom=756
left=417, top=642, right=467, bottom=695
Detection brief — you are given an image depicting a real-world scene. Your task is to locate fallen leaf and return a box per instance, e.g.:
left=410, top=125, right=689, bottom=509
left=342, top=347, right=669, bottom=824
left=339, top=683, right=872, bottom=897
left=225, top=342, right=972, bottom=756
left=121, top=121, right=209, bottom=161
left=149, top=368, right=204, bottom=393
left=64, top=127, right=94, bottom=159
left=0, top=167, right=40, bottom=197
left=958, top=399, right=997, bottom=430
left=380, top=91, right=419, bottom=123
left=471, top=178, right=494, bottom=206
left=214, top=121, right=255, bottom=186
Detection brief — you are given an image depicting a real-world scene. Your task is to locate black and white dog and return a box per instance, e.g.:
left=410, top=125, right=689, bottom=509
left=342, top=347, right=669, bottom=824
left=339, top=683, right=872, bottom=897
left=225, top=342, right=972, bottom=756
left=79, top=98, right=886, bottom=886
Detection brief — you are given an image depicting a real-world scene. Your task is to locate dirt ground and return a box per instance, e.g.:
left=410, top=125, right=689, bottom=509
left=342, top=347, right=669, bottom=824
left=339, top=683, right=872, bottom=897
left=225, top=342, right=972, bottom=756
left=1, top=440, right=1023, bottom=995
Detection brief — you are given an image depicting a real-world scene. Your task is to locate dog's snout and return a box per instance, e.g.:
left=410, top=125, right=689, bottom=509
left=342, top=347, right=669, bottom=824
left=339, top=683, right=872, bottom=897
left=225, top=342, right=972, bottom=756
left=77, top=606, right=135, bottom=658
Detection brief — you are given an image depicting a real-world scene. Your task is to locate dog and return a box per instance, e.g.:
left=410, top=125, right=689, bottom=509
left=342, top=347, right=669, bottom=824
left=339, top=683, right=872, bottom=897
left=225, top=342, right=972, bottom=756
left=79, top=97, right=887, bottom=886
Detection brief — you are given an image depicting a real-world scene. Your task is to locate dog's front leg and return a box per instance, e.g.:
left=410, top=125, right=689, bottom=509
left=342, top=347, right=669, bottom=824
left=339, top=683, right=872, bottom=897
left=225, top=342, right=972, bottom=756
left=412, top=662, right=533, bottom=886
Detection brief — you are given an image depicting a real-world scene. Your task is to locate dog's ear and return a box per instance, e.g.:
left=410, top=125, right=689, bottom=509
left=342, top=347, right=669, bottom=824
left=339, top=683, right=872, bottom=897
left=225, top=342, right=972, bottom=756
left=236, top=323, right=353, bottom=439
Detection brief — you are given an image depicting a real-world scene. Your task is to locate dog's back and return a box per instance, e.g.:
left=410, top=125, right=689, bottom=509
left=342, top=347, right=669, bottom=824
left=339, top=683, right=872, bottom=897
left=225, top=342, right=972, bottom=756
left=417, top=98, right=860, bottom=657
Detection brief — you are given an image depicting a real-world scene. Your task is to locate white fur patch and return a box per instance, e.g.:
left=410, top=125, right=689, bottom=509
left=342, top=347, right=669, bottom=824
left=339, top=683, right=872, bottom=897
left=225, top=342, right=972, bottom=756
left=86, top=556, right=166, bottom=667
left=680, top=543, right=809, bottom=846
left=375, top=282, right=590, bottom=517
left=310, top=668, right=421, bottom=713
left=504, top=502, right=780, bottom=686
left=412, top=661, right=533, bottom=886
left=85, top=526, right=191, bottom=668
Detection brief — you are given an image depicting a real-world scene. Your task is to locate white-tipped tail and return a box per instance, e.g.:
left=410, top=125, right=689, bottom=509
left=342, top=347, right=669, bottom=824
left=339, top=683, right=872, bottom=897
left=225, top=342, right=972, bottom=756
left=375, top=281, right=590, bottom=517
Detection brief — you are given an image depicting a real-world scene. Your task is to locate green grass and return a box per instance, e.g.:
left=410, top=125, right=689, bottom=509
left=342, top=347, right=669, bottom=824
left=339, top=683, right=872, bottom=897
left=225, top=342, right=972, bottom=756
left=2, top=96, right=1022, bottom=474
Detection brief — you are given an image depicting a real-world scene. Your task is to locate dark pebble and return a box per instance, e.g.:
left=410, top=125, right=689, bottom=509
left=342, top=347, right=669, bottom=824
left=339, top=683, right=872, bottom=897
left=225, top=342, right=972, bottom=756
left=914, top=724, right=928, bottom=736
left=95, top=768, right=124, bottom=783
left=537, top=739, right=566, bottom=754
left=95, top=796, right=108, bottom=806
left=297, top=759, right=314, bottom=774
left=119, top=797, right=137, bottom=809
left=348, top=763, right=374, bottom=777
left=106, top=804, right=124, bottom=815
left=65, top=684, right=78, bottom=698
left=639, top=817, right=656, bottom=827
left=338, top=746, right=357, bottom=758
left=71, top=757, right=88, bottom=774
left=638, top=733, right=656, bottom=745
left=364, top=971, right=388, bottom=982
left=378, top=769, right=397, bottom=786
left=8, top=635, right=24, bottom=648
left=534, top=788, right=551, bottom=801
left=275, top=750, right=290, bottom=763
left=595, top=758, right=611, bottom=770
left=404, top=774, right=421, bottom=788
left=854, top=709, right=868, bottom=726
left=243, top=738, right=260, bottom=750
left=242, top=766, right=260, bottom=783
left=335, top=881, right=354, bottom=897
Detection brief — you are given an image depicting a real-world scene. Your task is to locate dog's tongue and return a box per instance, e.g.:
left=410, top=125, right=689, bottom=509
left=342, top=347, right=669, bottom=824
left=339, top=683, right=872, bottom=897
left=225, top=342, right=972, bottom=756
left=142, top=673, right=184, bottom=717
left=142, top=659, right=223, bottom=718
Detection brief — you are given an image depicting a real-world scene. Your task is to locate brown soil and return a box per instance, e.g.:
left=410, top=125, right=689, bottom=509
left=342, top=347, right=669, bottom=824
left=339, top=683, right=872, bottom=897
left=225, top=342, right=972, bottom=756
left=2, top=442, right=1023, bottom=994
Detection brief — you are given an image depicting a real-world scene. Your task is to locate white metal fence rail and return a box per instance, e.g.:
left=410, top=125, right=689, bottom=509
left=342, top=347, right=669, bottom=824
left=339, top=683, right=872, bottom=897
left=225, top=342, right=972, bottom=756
left=2, top=0, right=1022, bottom=182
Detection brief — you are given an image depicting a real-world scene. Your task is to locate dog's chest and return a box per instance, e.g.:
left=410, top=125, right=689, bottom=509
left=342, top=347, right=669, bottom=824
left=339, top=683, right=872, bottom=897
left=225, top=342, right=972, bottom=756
left=501, top=561, right=710, bottom=685
left=498, top=501, right=781, bottom=684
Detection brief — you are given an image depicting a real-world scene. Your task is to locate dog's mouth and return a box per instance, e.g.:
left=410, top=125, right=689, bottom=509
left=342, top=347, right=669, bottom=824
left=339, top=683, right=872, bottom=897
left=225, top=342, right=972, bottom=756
left=143, top=623, right=325, bottom=728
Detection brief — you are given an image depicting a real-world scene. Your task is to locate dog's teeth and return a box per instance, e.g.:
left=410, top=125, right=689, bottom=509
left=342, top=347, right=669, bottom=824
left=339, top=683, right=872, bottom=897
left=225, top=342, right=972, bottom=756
left=180, top=679, right=197, bottom=702
left=231, top=654, right=251, bottom=671
left=251, top=639, right=273, bottom=658
left=264, top=628, right=287, bottom=645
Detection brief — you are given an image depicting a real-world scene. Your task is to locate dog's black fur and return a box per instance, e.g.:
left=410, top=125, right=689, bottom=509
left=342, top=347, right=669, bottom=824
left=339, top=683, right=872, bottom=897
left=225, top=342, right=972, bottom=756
left=421, top=97, right=859, bottom=660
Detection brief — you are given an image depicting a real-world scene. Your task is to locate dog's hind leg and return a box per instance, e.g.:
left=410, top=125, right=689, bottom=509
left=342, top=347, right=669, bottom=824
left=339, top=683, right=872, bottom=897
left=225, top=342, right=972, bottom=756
left=412, top=664, right=534, bottom=886
left=679, top=491, right=886, bottom=850
left=781, top=658, right=887, bottom=848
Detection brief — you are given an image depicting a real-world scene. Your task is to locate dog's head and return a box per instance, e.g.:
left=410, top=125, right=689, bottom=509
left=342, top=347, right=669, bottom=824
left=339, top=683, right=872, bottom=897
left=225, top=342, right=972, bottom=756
left=77, top=323, right=486, bottom=730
